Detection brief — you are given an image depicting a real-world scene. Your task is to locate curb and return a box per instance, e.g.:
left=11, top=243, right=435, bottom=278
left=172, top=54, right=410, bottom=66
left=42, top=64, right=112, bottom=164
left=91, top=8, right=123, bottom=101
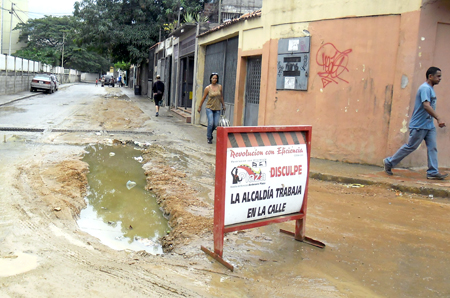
left=0, top=84, right=77, bottom=107
left=310, top=172, right=450, bottom=198
left=0, top=93, right=41, bottom=106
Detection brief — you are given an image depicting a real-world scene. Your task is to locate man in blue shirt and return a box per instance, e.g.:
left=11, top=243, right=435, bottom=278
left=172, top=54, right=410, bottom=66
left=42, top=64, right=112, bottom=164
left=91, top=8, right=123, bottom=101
left=384, top=67, right=448, bottom=180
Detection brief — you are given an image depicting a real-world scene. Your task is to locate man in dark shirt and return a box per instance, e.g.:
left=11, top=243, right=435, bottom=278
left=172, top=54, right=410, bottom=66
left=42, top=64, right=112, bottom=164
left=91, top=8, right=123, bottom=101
left=152, top=75, right=165, bottom=117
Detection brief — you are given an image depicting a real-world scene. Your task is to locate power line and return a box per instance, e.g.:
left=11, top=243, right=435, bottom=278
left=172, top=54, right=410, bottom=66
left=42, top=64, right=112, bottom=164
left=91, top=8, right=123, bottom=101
left=0, top=6, right=74, bottom=16
left=15, top=8, right=74, bottom=16
left=13, top=11, right=24, bottom=23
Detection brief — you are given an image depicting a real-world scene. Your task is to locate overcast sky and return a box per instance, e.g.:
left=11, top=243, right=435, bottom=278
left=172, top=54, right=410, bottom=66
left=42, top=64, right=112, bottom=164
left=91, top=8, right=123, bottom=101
left=25, top=0, right=79, bottom=19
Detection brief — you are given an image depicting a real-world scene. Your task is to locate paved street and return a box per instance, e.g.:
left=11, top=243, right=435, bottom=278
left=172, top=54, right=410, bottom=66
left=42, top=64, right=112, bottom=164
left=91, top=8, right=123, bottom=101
left=0, top=83, right=449, bottom=297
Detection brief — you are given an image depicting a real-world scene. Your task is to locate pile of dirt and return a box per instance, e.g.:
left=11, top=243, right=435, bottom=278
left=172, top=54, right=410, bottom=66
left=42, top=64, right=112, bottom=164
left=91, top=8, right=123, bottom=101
left=16, top=160, right=89, bottom=221
left=142, top=145, right=213, bottom=252
left=89, top=91, right=150, bottom=130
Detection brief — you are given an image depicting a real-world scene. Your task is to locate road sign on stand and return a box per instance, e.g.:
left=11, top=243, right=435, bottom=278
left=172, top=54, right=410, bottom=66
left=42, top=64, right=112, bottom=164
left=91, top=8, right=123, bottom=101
left=201, top=126, right=325, bottom=271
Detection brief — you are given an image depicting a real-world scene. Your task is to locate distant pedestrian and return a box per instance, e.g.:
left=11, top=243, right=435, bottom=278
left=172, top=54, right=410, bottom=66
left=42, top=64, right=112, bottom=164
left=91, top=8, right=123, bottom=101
left=383, top=66, right=448, bottom=180
left=95, top=79, right=98, bottom=86
left=152, top=75, right=164, bottom=117
left=118, top=75, right=122, bottom=87
left=197, top=73, right=226, bottom=144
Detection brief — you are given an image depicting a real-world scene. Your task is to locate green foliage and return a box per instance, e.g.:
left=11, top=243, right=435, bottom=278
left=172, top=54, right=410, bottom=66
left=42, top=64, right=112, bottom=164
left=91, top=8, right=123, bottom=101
left=195, top=13, right=209, bottom=23
left=114, top=61, right=131, bottom=71
left=14, top=47, right=60, bottom=66
left=163, top=20, right=178, bottom=33
left=74, top=0, right=160, bottom=65
left=183, top=12, right=208, bottom=23
left=14, top=1, right=206, bottom=69
left=13, top=15, right=111, bottom=72
left=183, top=12, right=195, bottom=23
left=74, top=0, right=205, bottom=63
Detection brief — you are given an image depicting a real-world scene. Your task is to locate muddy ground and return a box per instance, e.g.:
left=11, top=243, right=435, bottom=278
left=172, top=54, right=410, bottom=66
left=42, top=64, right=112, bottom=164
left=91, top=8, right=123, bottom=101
left=1, top=86, right=449, bottom=297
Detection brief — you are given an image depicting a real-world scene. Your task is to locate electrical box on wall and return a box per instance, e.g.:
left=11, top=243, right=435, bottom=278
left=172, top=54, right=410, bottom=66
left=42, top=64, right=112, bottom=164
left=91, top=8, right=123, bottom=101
left=276, top=37, right=310, bottom=91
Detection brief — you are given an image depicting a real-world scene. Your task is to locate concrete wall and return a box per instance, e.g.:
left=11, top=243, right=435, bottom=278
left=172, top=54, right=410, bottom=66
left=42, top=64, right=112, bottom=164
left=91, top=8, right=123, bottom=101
left=0, top=54, right=80, bottom=94
left=196, top=0, right=450, bottom=167
left=389, top=0, right=450, bottom=168
left=81, top=73, right=99, bottom=82
left=0, top=72, right=35, bottom=94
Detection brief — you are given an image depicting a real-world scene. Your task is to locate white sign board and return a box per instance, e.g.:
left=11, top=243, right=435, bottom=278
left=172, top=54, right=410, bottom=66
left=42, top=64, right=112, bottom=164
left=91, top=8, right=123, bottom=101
left=224, top=143, right=308, bottom=226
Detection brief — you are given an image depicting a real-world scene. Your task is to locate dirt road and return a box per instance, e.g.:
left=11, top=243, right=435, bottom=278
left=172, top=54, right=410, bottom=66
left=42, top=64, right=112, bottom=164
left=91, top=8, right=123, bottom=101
left=1, top=85, right=449, bottom=297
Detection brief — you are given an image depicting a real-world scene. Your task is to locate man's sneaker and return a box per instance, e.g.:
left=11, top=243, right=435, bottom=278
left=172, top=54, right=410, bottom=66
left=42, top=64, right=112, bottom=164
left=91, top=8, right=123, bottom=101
left=207, top=138, right=213, bottom=144
left=383, top=158, right=393, bottom=176
left=427, top=173, right=448, bottom=180
left=156, top=112, right=159, bottom=117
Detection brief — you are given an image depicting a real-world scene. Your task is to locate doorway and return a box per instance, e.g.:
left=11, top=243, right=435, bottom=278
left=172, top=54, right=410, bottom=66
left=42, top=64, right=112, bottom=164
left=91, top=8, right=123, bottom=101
left=244, top=56, right=262, bottom=126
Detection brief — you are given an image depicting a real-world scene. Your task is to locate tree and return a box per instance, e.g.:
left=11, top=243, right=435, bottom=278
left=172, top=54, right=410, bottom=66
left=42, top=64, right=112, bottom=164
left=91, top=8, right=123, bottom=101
left=74, top=0, right=205, bottom=65
left=14, top=15, right=111, bottom=73
left=74, top=0, right=160, bottom=65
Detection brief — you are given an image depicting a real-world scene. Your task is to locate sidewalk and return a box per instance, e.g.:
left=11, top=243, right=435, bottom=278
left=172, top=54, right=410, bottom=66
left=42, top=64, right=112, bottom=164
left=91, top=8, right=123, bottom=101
left=310, top=158, right=450, bottom=198
left=123, top=87, right=450, bottom=199
left=0, top=83, right=78, bottom=106
left=5, top=84, right=450, bottom=199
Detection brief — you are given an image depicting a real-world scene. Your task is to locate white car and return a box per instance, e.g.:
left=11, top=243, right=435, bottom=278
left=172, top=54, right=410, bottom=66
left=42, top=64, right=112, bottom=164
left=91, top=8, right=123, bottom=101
left=30, top=74, right=56, bottom=93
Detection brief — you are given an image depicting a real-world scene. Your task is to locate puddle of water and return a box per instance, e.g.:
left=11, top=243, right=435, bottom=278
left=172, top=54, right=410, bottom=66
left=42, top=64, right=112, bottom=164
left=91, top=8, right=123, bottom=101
left=78, top=144, right=170, bottom=254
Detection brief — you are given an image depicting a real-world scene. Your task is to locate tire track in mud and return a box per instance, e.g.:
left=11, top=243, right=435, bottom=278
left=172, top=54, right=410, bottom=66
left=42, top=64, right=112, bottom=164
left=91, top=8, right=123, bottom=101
left=0, top=198, right=14, bottom=244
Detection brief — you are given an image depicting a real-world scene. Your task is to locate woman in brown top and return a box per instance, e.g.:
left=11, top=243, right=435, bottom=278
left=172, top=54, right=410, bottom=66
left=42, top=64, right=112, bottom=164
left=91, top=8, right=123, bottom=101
left=197, top=73, right=226, bottom=144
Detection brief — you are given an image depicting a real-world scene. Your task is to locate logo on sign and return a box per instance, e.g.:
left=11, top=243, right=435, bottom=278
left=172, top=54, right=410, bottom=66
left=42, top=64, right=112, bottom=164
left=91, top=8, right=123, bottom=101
left=231, top=165, right=266, bottom=185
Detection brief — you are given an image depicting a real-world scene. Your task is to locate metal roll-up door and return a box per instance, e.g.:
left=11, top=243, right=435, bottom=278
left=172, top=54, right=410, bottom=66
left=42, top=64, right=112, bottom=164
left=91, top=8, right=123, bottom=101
left=223, top=37, right=238, bottom=125
left=200, top=41, right=226, bottom=126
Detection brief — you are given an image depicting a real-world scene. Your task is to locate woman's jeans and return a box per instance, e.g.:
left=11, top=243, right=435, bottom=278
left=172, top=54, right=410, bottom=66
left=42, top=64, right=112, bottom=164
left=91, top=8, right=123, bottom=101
left=206, top=109, right=220, bottom=140
left=386, top=128, right=438, bottom=175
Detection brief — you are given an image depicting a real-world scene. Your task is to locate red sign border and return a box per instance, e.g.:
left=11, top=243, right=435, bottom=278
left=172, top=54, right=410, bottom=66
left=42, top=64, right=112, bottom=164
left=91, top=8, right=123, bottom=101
left=212, top=125, right=312, bottom=258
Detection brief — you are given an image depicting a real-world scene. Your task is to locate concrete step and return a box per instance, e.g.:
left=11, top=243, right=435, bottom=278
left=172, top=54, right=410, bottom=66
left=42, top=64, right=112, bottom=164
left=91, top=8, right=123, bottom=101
left=171, top=107, right=192, bottom=123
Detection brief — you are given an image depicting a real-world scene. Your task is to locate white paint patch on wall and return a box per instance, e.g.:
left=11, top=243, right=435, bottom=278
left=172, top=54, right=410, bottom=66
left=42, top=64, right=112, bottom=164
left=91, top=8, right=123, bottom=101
left=400, top=119, right=408, bottom=133
left=401, top=75, right=409, bottom=89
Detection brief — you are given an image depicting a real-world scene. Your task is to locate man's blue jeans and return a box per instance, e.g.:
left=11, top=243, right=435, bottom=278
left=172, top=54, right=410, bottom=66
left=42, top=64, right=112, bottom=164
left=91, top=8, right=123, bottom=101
left=206, top=108, right=220, bottom=140
left=386, top=128, right=438, bottom=175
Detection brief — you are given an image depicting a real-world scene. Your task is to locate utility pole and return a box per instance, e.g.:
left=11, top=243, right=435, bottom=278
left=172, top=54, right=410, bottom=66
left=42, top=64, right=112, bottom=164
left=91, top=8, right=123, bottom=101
left=61, top=32, right=65, bottom=68
left=1, top=0, right=4, bottom=54
left=8, top=2, right=14, bottom=55
left=177, top=0, right=182, bottom=29
left=218, top=0, right=222, bottom=24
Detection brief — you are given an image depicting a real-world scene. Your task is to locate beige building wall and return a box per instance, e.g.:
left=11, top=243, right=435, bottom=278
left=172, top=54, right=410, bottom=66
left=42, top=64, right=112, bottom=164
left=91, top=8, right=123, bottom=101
left=0, top=0, right=28, bottom=55
left=196, top=0, right=450, bottom=167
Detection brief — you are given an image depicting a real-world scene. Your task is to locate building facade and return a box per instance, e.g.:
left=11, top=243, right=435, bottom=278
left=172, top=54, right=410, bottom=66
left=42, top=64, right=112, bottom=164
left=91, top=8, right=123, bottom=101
left=195, top=0, right=450, bottom=168
left=0, top=0, right=28, bottom=55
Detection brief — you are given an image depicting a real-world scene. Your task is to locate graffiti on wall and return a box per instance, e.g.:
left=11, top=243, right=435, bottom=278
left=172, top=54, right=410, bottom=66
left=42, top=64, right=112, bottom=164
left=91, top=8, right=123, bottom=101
left=316, top=43, right=352, bottom=88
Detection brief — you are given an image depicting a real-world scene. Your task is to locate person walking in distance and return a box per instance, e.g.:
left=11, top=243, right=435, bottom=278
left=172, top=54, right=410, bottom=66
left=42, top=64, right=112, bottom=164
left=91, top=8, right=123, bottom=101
left=152, top=75, right=164, bottom=117
left=95, top=78, right=98, bottom=87
left=383, top=66, right=448, bottom=180
left=197, top=73, right=226, bottom=144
